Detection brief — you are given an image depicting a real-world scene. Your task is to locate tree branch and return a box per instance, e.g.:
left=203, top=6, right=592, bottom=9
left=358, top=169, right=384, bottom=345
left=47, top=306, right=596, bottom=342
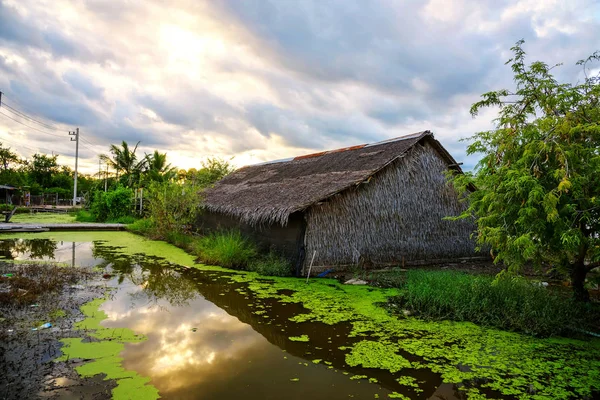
left=586, top=262, right=600, bottom=272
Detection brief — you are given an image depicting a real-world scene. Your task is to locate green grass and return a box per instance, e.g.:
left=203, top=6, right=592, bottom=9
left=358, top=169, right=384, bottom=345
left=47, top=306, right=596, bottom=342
left=108, top=215, right=137, bottom=224
left=10, top=212, right=78, bottom=224
left=126, top=221, right=294, bottom=277
left=127, top=218, right=157, bottom=235
left=164, top=231, right=195, bottom=250
left=383, top=269, right=599, bottom=337
left=194, top=230, right=257, bottom=269
left=247, top=252, right=292, bottom=276
left=76, top=210, right=138, bottom=224
left=75, top=210, right=96, bottom=222
left=0, top=205, right=30, bottom=214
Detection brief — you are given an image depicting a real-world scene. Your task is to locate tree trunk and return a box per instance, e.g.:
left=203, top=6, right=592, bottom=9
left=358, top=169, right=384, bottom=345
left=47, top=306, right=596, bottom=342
left=570, top=262, right=590, bottom=302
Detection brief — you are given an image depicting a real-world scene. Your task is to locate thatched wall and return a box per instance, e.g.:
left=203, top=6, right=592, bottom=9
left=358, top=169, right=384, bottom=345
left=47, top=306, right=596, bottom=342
left=196, top=211, right=306, bottom=270
left=303, top=142, right=476, bottom=271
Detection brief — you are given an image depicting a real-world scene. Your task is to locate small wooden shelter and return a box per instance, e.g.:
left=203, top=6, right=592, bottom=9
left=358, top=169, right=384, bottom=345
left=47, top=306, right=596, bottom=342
left=199, top=131, right=477, bottom=275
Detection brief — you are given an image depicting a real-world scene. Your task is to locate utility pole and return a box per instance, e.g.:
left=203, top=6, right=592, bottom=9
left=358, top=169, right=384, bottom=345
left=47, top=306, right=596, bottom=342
left=105, top=163, right=108, bottom=192
left=69, top=128, right=79, bottom=206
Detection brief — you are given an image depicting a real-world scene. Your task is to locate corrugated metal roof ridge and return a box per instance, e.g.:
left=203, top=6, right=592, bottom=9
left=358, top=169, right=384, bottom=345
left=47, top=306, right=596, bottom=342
left=248, top=130, right=431, bottom=168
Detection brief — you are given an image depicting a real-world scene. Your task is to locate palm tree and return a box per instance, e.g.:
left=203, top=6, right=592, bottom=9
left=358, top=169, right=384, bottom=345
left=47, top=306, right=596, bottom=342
left=142, top=150, right=177, bottom=184
left=101, top=141, right=146, bottom=187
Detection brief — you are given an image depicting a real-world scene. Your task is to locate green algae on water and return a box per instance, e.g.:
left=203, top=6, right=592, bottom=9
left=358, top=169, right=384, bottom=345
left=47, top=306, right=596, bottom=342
left=57, top=297, right=159, bottom=400
left=0, top=231, right=200, bottom=269
left=289, top=334, right=310, bottom=342
left=388, top=392, right=411, bottom=399
left=345, top=341, right=411, bottom=373
left=219, top=270, right=600, bottom=399
left=12, top=230, right=600, bottom=398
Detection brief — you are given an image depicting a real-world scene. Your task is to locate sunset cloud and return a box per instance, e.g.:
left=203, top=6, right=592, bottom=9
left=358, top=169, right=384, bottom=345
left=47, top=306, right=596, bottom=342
left=0, top=0, right=598, bottom=173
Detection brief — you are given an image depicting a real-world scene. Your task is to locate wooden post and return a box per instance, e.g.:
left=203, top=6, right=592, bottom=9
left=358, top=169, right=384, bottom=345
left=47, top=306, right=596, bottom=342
left=306, top=251, right=316, bottom=283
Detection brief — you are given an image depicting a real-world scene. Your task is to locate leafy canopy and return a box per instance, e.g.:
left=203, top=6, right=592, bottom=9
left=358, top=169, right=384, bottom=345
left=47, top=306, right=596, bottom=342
left=452, top=41, right=600, bottom=299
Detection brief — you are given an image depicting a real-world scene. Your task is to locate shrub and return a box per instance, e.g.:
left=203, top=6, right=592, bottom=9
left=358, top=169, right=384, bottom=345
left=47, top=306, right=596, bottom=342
left=248, top=252, right=293, bottom=277
left=89, top=186, right=133, bottom=222
left=109, top=215, right=137, bottom=224
left=145, top=181, right=202, bottom=237
left=387, top=270, right=599, bottom=337
left=0, top=205, right=29, bottom=214
left=195, top=230, right=257, bottom=269
left=75, top=210, right=96, bottom=222
left=164, top=231, right=195, bottom=250
left=128, top=218, right=157, bottom=236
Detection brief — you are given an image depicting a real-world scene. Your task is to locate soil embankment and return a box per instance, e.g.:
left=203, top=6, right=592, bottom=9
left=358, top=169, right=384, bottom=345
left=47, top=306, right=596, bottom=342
left=0, top=262, right=114, bottom=399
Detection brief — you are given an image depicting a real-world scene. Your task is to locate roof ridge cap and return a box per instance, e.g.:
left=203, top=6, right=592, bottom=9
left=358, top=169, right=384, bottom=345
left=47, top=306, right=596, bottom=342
left=246, top=130, right=431, bottom=168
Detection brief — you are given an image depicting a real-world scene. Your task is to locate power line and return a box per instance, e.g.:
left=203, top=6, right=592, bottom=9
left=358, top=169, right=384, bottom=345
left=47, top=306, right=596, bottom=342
left=80, top=136, right=98, bottom=147
left=0, top=135, right=55, bottom=154
left=0, top=91, right=60, bottom=131
left=1, top=102, right=60, bottom=131
left=0, top=91, right=108, bottom=170
left=0, top=109, right=67, bottom=138
left=78, top=141, right=102, bottom=157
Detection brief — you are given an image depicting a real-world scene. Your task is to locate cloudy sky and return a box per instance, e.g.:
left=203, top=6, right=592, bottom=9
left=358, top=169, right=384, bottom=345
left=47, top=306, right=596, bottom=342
left=0, top=0, right=598, bottom=175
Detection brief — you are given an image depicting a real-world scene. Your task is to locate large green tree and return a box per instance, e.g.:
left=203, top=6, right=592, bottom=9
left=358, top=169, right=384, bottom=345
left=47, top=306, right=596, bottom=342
left=0, top=143, right=19, bottom=172
left=187, top=157, right=234, bottom=187
left=28, top=153, right=60, bottom=189
left=453, top=41, right=600, bottom=301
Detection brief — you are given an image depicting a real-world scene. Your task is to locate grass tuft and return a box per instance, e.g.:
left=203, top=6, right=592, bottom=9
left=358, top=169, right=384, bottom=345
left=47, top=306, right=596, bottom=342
left=384, top=269, right=599, bottom=337
left=247, top=252, right=292, bottom=277
left=75, top=210, right=96, bottom=222
left=127, top=218, right=157, bottom=236
left=108, top=215, right=137, bottom=224
left=195, top=230, right=257, bottom=269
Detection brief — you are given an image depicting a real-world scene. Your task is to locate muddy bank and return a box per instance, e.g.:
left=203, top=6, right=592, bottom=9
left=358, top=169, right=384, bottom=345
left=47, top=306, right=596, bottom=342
left=0, top=261, right=113, bottom=399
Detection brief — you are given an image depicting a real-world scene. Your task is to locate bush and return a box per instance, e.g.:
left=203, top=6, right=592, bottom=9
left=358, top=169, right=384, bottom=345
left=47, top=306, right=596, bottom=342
left=145, top=181, right=202, bottom=237
left=128, top=218, right=157, bottom=236
left=164, top=231, right=195, bottom=250
left=387, top=270, right=599, bottom=337
left=75, top=210, right=96, bottom=222
left=195, top=230, right=257, bottom=269
left=109, top=215, right=137, bottom=224
left=248, top=252, right=293, bottom=277
left=89, top=186, right=133, bottom=222
left=0, top=205, right=29, bottom=214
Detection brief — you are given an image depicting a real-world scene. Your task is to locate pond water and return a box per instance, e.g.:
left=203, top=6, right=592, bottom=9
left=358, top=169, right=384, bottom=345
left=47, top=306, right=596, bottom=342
left=1, top=232, right=599, bottom=400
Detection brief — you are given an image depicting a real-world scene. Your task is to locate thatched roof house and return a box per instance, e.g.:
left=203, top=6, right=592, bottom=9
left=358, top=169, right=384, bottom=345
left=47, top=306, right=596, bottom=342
left=199, top=131, right=476, bottom=275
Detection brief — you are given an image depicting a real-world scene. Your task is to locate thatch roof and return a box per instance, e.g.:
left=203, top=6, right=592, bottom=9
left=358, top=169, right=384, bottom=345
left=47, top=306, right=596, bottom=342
left=203, top=131, right=461, bottom=226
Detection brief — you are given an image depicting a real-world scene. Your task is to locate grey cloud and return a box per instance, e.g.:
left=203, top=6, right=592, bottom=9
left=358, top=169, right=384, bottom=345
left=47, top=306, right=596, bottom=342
left=1, top=0, right=599, bottom=173
left=136, top=86, right=238, bottom=129
left=62, top=70, right=105, bottom=100
left=0, top=54, right=16, bottom=75
left=0, top=2, right=114, bottom=63
left=245, top=103, right=385, bottom=149
left=8, top=80, right=100, bottom=126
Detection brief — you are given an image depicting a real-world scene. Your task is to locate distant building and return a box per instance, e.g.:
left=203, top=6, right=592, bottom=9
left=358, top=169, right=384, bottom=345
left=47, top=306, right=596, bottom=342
left=0, top=185, right=16, bottom=205
left=199, top=131, right=477, bottom=275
